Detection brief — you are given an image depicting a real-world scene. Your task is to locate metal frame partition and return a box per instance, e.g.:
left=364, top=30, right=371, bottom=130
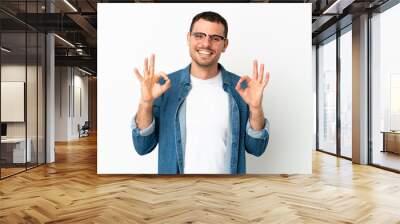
left=316, top=0, right=400, bottom=174
left=0, top=0, right=47, bottom=180
left=367, top=0, right=400, bottom=173
left=315, top=24, right=353, bottom=161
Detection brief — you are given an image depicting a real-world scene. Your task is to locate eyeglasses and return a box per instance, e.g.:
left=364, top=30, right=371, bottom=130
left=191, top=32, right=226, bottom=43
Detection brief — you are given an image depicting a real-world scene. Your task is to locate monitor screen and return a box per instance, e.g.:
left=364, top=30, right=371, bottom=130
left=1, top=123, right=7, bottom=137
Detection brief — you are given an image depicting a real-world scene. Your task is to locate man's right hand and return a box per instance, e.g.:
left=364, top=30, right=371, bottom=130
left=134, top=54, right=171, bottom=106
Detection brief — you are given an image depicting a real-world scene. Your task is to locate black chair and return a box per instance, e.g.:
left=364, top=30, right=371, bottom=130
left=79, top=121, right=90, bottom=138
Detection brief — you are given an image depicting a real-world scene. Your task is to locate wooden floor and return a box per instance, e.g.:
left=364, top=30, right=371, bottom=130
left=0, top=167, right=26, bottom=178
left=1, top=134, right=400, bottom=223
left=1, top=163, right=45, bottom=178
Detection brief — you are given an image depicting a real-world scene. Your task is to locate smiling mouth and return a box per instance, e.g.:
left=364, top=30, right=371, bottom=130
left=197, top=49, right=213, bottom=57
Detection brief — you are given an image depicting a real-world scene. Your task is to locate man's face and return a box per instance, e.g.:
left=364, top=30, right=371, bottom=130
left=187, top=19, right=228, bottom=68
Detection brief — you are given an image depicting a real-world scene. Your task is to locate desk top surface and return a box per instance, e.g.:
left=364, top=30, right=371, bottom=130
left=1, top=138, right=28, bottom=143
left=381, top=131, right=400, bottom=134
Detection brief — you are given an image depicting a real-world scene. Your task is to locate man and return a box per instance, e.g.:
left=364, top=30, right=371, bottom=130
left=132, top=11, right=270, bottom=174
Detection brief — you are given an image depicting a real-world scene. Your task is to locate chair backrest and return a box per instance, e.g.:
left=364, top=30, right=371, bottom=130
left=82, top=121, right=90, bottom=129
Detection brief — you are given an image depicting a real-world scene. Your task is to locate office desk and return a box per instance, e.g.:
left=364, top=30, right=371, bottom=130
left=381, top=131, right=400, bottom=154
left=1, top=138, right=31, bottom=163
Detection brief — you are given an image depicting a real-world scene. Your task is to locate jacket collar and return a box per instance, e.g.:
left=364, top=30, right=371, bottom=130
left=179, top=63, right=233, bottom=87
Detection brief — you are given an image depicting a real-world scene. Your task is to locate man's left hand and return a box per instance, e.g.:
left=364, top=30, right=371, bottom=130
left=235, top=60, right=270, bottom=110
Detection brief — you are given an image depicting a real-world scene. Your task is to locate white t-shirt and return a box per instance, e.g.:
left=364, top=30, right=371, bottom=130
left=184, top=72, right=231, bottom=174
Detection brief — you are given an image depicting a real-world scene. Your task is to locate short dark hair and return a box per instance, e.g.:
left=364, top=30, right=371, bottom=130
left=189, top=11, right=228, bottom=38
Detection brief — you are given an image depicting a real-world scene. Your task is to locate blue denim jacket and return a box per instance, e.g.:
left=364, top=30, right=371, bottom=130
left=131, top=64, right=269, bottom=174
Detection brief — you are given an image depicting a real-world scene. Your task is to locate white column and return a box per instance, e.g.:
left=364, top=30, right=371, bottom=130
left=352, top=14, right=369, bottom=164
left=46, top=1, right=55, bottom=163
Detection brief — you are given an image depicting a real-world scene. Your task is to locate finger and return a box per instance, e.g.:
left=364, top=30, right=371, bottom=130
left=263, top=71, right=270, bottom=87
left=134, top=68, right=143, bottom=82
left=235, top=77, right=244, bottom=92
left=159, top=71, right=169, bottom=82
left=259, top=64, right=265, bottom=83
left=159, top=72, right=171, bottom=92
left=149, top=54, right=155, bottom=76
left=253, top=60, right=258, bottom=80
left=143, top=57, right=149, bottom=77
left=153, top=74, right=161, bottom=83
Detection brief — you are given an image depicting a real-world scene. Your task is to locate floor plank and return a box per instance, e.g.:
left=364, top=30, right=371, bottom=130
left=1, top=134, right=400, bottom=223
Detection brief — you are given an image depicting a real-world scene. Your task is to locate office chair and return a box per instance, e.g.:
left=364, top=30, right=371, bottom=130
left=79, top=121, right=90, bottom=138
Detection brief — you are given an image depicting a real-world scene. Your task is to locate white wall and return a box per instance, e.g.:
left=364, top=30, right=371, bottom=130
left=1, top=82, right=24, bottom=122
left=1, top=65, right=39, bottom=138
left=1, top=65, right=26, bottom=126
left=72, top=72, right=89, bottom=138
left=55, top=67, right=89, bottom=141
left=55, top=66, right=69, bottom=141
left=98, top=3, right=313, bottom=174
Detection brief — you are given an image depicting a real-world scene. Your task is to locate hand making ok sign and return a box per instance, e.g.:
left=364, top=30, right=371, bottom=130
left=134, top=54, right=171, bottom=105
left=235, top=60, right=270, bottom=110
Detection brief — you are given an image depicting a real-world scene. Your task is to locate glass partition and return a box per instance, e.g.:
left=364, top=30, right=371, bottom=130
left=371, top=3, right=400, bottom=171
left=0, top=1, right=46, bottom=179
left=339, top=28, right=352, bottom=158
left=317, top=36, right=337, bottom=155
left=27, top=31, right=38, bottom=169
left=38, top=32, right=45, bottom=165
left=1, top=31, right=28, bottom=177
